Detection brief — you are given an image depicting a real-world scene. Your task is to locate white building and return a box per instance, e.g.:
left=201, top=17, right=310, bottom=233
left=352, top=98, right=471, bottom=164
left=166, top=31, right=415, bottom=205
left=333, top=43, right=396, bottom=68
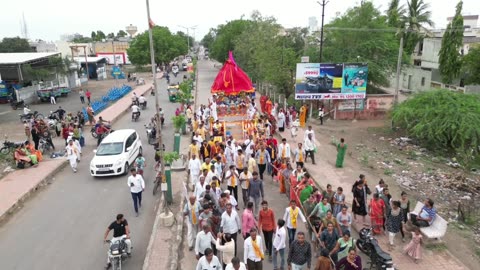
left=308, top=17, right=318, bottom=33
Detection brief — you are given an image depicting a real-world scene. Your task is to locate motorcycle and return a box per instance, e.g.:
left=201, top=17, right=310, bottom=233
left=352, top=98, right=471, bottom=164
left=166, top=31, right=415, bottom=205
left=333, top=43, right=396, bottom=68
left=91, top=124, right=113, bottom=139
left=0, top=136, right=24, bottom=155
left=38, top=137, right=53, bottom=154
left=10, top=99, right=25, bottom=110
left=145, top=125, right=156, bottom=145
left=140, top=101, right=147, bottom=110
left=132, top=112, right=140, bottom=122
left=19, top=111, right=44, bottom=122
left=357, top=227, right=396, bottom=270
left=105, top=237, right=130, bottom=270
left=172, top=66, right=179, bottom=77
left=150, top=86, right=155, bottom=96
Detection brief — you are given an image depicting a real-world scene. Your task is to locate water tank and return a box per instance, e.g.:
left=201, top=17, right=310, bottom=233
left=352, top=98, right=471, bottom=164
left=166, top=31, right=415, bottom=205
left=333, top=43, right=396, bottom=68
left=126, top=24, right=138, bottom=37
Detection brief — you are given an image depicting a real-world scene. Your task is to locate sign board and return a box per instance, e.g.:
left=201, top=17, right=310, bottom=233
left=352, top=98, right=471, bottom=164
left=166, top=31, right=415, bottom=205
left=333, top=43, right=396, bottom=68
left=96, top=53, right=127, bottom=65
left=295, top=62, right=368, bottom=100
left=301, top=56, right=310, bottom=63
left=338, top=99, right=365, bottom=111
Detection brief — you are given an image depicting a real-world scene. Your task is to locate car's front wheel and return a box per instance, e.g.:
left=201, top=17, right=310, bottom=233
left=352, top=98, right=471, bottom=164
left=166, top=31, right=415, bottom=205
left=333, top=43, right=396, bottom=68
left=123, top=163, right=129, bottom=175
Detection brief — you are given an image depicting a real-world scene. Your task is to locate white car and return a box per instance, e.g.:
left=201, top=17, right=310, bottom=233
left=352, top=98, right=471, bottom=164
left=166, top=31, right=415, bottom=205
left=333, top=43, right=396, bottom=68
left=90, top=129, right=143, bottom=177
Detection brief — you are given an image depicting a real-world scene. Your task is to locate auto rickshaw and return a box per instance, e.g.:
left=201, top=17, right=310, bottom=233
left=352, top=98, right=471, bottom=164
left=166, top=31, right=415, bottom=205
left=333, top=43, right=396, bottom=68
left=168, top=87, right=178, bottom=102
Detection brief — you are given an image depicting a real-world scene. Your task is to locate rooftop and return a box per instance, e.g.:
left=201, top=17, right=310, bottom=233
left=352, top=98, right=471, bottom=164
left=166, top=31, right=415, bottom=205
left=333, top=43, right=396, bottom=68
left=0, top=52, right=61, bottom=65
left=73, top=56, right=107, bottom=63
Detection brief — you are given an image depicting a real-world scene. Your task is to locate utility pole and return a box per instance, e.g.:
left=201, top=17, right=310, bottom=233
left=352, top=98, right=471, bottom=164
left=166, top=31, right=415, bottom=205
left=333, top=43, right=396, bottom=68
left=178, top=25, right=197, bottom=55
left=146, top=0, right=165, bottom=210
left=394, top=35, right=404, bottom=105
left=317, top=0, right=329, bottom=63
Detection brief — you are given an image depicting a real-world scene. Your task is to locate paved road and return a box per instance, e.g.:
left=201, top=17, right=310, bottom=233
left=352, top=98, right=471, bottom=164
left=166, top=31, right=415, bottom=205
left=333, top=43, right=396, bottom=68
left=0, top=71, right=185, bottom=270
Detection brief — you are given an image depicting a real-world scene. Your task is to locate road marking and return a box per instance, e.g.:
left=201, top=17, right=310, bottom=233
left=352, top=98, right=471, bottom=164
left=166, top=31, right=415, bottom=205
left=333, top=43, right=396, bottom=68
left=0, top=110, right=12, bottom=116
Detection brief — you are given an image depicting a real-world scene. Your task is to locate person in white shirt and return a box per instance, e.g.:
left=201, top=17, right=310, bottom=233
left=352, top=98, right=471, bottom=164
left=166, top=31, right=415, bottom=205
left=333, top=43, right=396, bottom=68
left=195, top=248, right=222, bottom=270
left=225, top=141, right=235, bottom=166
left=224, top=190, right=239, bottom=209
left=225, top=257, right=247, bottom=270
left=188, top=154, right=202, bottom=187
left=294, top=143, right=306, bottom=168
left=195, top=224, right=217, bottom=258
left=194, top=176, right=207, bottom=200
left=304, top=125, right=315, bottom=141
left=304, top=134, right=316, bottom=165
left=220, top=203, right=241, bottom=256
left=224, top=165, right=240, bottom=202
left=277, top=110, right=286, bottom=132
left=127, top=168, right=145, bottom=217
left=283, top=200, right=307, bottom=246
left=23, top=106, right=31, bottom=115
left=184, top=195, right=202, bottom=250
left=278, top=138, right=291, bottom=162
left=272, top=219, right=287, bottom=270
left=239, top=168, right=253, bottom=208
left=131, top=104, right=140, bottom=120
left=216, top=232, right=235, bottom=268
left=138, top=94, right=147, bottom=106
left=65, top=139, right=79, bottom=172
left=244, top=228, right=264, bottom=270
left=193, top=131, right=204, bottom=149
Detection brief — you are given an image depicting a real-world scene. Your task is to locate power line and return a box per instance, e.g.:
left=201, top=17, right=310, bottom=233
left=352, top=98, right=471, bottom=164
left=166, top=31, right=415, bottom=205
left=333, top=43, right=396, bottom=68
left=324, top=26, right=469, bottom=33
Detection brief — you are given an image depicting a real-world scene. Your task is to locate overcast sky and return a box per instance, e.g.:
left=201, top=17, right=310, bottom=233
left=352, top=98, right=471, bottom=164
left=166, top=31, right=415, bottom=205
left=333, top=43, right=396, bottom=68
left=1, top=0, right=479, bottom=42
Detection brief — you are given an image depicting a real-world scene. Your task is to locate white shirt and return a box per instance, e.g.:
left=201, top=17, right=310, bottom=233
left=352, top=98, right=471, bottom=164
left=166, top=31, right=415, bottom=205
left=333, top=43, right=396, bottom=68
left=127, top=174, right=145, bottom=193
left=225, top=262, right=246, bottom=270
left=224, top=170, right=239, bottom=187
left=189, top=158, right=202, bottom=175
left=304, top=138, right=315, bottom=151
left=195, top=255, right=222, bottom=270
left=216, top=238, right=235, bottom=264
left=193, top=135, right=204, bottom=148
left=294, top=148, right=306, bottom=162
left=283, top=207, right=307, bottom=229
left=131, top=105, right=140, bottom=113
left=244, top=236, right=264, bottom=263
left=139, top=96, right=146, bottom=103
left=278, top=143, right=291, bottom=159
left=194, top=181, right=207, bottom=200
left=273, top=226, right=287, bottom=251
left=220, top=211, right=241, bottom=234
left=195, top=230, right=216, bottom=255
left=23, top=107, right=31, bottom=115
left=304, top=129, right=315, bottom=141
left=239, top=171, right=252, bottom=189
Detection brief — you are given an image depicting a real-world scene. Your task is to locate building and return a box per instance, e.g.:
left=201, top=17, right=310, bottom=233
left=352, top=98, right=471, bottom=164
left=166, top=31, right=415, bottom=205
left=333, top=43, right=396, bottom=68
left=308, top=17, right=318, bottom=33
left=92, top=41, right=131, bottom=65
left=29, top=40, right=57, bottom=53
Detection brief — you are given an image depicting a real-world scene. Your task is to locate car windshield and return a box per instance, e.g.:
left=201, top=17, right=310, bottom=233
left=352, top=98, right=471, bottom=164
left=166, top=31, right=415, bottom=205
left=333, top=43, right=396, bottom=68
left=96, top=142, right=124, bottom=156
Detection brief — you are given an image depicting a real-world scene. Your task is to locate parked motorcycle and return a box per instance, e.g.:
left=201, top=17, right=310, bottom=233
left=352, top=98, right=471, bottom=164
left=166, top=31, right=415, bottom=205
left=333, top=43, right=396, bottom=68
left=38, top=137, right=53, bottom=154
left=105, top=237, right=130, bottom=270
left=0, top=136, right=24, bottom=155
left=357, top=227, right=396, bottom=270
left=10, top=99, right=25, bottom=110
left=145, top=125, right=156, bottom=145
left=19, top=111, right=44, bottom=122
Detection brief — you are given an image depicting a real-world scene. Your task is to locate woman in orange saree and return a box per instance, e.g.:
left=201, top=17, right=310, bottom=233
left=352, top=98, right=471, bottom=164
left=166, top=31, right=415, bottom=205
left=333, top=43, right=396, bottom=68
left=369, top=193, right=386, bottom=234
left=278, top=163, right=287, bottom=194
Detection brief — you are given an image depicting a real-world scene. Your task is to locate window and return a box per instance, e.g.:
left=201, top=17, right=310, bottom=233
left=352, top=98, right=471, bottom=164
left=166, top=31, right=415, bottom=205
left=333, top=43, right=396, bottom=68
left=421, top=77, right=426, bottom=87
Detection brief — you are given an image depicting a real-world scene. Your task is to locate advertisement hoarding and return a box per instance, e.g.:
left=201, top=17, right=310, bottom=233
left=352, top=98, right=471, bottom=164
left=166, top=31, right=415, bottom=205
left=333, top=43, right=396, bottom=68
left=337, top=99, right=365, bottom=111
left=295, top=63, right=368, bottom=100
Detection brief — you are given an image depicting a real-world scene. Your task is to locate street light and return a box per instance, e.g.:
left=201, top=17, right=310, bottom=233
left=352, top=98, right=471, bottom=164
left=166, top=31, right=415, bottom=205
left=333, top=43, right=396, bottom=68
left=178, top=25, right=197, bottom=55
left=317, top=0, right=329, bottom=63
left=107, top=38, right=118, bottom=86
left=146, top=0, right=166, bottom=209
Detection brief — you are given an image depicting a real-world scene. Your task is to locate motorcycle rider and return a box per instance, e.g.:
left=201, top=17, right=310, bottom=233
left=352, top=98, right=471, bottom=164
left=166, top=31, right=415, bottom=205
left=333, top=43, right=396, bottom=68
left=158, top=108, right=165, bottom=126
left=23, top=105, right=31, bottom=116
left=131, top=103, right=140, bottom=120
left=53, top=106, right=66, bottom=120
left=138, top=94, right=147, bottom=108
left=131, top=92, right=139, bottom=106
left=103, top=214, right=132, bottom=269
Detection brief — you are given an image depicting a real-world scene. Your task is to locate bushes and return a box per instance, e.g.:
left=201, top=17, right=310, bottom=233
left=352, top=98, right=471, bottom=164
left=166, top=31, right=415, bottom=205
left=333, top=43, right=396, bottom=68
left=392, top=89, right=480, bottom=165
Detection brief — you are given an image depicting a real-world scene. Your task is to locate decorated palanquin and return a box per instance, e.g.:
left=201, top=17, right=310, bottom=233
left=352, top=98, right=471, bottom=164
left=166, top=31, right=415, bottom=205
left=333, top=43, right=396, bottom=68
left=211, top=51, right=254, bottom=118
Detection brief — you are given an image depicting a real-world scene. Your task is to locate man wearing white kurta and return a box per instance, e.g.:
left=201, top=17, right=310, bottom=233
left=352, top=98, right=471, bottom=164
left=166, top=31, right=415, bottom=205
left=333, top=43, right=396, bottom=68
left=244, top=228, right=264, bottom=270
left=277, top=139, right=291, bottom=162
left=188, top=154, right=202, bottom=187
left=184, top=195, right=202, bottom=250
left=65, top=139, right=79, bottom=172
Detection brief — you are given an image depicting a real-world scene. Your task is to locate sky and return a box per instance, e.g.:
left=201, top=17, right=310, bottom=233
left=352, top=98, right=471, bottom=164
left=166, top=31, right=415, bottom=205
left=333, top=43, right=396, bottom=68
left=1, top=0, right=479, bottom=42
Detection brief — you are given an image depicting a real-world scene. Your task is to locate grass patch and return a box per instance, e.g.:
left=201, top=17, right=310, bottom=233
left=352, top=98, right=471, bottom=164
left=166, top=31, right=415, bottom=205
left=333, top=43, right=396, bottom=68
left=384, top=168, right=394, bottom=176
left=426, top=243, right=447, bottom=251
left=359, top=153, right=369, bottom=166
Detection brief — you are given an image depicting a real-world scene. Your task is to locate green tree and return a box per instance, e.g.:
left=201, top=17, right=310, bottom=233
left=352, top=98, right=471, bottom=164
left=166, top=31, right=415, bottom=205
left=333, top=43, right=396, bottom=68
left=210, top=19, right=252, bottom=61
left=323, top=2, right=399, bottom=89
left=0, top=37, right=33, bottom=53
left=439, top=1, right=464, bottom=84
left=462, top=45, right=480, bottom=85
left=107, top=32, right=115, bottom=39
left=91, top=31, right=97, bottom=40
left=176, top=31, right=194, bottom=51
left=117, top=30, right=127, bottom=38
left=200, top=29, right=216, bottom=49
left=403, top=0, right=434, bottom=55
left=386, top=0, right=405, bottom=28
left=126, top=26, right=187, bottom=65
left=392, top=89, right=480, bottom=165
left=96, top=30, right=106, bottom=41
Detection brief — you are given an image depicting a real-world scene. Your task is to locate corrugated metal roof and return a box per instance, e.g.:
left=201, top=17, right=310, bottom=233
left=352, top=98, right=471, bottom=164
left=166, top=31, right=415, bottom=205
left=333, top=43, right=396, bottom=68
left=0, top=52, right=61, bottom=65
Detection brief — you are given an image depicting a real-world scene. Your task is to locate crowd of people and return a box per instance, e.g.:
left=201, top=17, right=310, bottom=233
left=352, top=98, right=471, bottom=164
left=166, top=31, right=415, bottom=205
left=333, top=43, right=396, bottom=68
left=185, top=94, right=434, bottom=270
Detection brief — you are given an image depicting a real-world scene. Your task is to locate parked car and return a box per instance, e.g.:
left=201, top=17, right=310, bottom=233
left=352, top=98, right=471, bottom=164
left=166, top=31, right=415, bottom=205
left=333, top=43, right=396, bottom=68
left=90, top=129, right=142, bottom=177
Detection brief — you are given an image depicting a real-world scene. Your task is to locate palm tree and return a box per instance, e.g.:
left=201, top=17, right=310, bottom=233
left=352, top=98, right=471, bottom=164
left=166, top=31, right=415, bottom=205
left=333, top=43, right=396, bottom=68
left=403, top=0, right=434, bottom=55
left=386, top=0, right=405, bottom=28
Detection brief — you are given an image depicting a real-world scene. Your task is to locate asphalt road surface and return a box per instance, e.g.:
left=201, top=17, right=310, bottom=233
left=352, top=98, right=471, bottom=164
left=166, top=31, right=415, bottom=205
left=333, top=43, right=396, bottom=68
left=0, top=72, right=185, bottom=270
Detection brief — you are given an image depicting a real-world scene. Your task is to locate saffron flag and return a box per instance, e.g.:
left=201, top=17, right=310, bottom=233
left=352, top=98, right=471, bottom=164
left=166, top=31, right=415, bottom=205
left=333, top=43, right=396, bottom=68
left=149, top=19, right=155, bottom=29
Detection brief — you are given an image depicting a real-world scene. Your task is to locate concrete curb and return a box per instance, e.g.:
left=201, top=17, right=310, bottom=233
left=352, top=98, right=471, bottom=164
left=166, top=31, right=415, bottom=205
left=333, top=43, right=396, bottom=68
left=141, top=192, right=166, bottom=270
left=169, top=184, right=186, bottom=270
left=0, top=160, right=69, bottom=225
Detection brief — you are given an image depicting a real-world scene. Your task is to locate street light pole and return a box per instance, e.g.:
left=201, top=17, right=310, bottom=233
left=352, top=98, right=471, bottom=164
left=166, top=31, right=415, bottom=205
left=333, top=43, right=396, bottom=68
left=317, top=0, right=329, bottom=63
left=394, top=35, right=404, bottom=105
left=178, top=25, right=198, bottom=55
left=146, top=0, right=165, bottom=209
left=111, top=39, right=118, bottom=86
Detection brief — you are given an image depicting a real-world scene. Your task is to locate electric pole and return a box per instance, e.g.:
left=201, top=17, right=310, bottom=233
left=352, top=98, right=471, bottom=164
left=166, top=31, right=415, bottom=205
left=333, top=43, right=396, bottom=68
left=317, top=0, right=329, bottom=63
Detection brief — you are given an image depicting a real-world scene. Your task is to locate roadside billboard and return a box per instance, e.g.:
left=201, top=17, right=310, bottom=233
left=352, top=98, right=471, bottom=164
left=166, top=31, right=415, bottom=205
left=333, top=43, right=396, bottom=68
left=295, top=63, right=368, bottom=100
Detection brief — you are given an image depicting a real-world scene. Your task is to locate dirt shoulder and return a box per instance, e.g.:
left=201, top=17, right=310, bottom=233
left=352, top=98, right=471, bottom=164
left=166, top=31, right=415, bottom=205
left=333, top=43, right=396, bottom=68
left=313, top=118, right=479, bottom=270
